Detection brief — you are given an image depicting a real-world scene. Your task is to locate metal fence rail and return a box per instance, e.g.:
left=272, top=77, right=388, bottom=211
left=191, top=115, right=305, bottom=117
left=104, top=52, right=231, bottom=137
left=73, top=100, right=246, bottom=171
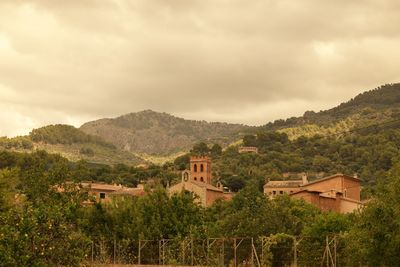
left=86, top=235, right=342, bottom=267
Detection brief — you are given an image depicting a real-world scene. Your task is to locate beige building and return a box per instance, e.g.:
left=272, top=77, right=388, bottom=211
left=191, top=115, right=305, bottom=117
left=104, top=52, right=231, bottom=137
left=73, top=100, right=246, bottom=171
left=264, top=174, right=308, bottom=198
left=169, top=156, right=234, bottom=207
left=80, top=182, right=145, bottom=204
left=264, top=173, right=362, bottom=213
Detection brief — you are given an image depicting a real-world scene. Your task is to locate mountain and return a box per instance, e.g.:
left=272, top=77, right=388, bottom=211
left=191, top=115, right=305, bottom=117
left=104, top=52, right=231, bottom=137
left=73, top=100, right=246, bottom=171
left=263, top=83, right=400, bottom=139
left=0, top=125, right=144, bottom=165
left=80, top=110, right=253, bottom=156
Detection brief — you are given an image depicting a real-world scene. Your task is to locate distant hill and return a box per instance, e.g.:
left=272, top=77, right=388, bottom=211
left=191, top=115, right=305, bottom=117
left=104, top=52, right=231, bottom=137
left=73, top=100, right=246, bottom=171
left=0, top=125, right=144, bottom=165
left=263, top=83, right=400, bottom=139
left=80, top=110, right=253, bottom=156
left=3, top=83, right=399, bottom=165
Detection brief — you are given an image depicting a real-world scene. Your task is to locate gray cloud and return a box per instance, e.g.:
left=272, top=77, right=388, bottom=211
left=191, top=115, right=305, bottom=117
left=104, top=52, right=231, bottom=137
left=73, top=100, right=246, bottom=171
left=0, top=0, right=400, bottom=136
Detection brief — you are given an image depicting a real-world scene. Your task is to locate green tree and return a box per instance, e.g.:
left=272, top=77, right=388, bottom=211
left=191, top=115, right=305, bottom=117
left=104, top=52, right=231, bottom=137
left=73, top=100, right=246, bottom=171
left=344, top=163, right=400, bottom=266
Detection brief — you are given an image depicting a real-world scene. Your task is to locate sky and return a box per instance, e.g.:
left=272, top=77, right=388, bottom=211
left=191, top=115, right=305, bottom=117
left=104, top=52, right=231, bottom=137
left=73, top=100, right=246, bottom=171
left=1, top=0, right=400, bottom=137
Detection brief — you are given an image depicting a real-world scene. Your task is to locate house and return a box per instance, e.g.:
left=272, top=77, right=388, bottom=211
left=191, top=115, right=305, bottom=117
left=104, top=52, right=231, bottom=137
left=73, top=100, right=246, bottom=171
left=73, top=182, right=145, bottom=204
left=264, top=174, right=308, bottom=198
left=169, top=156, right=234, bottom=207
left=264, top=173, right=362, bottom=213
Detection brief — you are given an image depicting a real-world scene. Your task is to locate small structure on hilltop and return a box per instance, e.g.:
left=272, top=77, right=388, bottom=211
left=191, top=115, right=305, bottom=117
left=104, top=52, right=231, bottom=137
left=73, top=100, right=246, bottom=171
left=238, top=146, right=258, bottom=154
left=264, top=173, right=362, bottom=213
left=169, top=156, right=234, bottom=207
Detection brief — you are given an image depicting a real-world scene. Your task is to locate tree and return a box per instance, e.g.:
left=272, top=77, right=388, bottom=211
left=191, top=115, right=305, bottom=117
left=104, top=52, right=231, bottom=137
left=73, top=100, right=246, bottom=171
left=343, top=163, right=400, bottom=266
left=191, top=142, right=209, bottom=155
left=210, top=144, right=222, bottom=157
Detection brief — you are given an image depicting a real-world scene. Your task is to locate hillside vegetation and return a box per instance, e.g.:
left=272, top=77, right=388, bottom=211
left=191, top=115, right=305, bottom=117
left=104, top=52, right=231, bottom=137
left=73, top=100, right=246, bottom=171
left=264, top=83, right=400, bottom=129
left=80, top=110, right=253, bottom=156
left=0, top=125, right=144, bottom=165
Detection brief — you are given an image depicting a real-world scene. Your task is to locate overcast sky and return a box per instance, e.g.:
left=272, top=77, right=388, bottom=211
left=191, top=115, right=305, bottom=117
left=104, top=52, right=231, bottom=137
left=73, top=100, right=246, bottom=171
left=1, top=0, right=400, bottom=136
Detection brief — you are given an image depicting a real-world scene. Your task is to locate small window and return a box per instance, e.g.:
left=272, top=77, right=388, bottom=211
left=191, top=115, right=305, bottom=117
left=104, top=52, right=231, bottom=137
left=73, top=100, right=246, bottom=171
left=194, top=164, right=198, bottom=172
left=273, top=191, right=276, bottom=195
left=194, top=177, right=197, bottom=181
left=99, top=192, right=106, bottom=199
left=200, top=177, right=204, bottom=182
left=280, top=191, right=283, bottom=195
left=200, top=164, right=204, bottom=172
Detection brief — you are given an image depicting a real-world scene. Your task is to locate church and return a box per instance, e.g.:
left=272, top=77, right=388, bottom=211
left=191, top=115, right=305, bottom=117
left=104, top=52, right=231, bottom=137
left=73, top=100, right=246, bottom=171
left=169, top=156, right=234, bottom=207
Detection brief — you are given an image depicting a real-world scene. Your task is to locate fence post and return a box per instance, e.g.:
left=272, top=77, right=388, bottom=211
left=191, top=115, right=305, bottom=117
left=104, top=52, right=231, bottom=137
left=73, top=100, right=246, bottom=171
left=293, top=237, right=297, bottom=267
left=191, top=238, right=194, bottom=266
left=234, top=238, right=237, bottom=267
left=91, top=241, right=94, bottom=265
left=251, top=238, right=254, bottom=267
left=113, top=235, right=116, bottom=265
left=138, top=239, right=141, bottom=265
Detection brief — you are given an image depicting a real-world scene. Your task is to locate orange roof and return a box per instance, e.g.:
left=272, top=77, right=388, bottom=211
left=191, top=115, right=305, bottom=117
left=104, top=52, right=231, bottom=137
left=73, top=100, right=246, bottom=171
left=186, top=180, right=223, bottom=192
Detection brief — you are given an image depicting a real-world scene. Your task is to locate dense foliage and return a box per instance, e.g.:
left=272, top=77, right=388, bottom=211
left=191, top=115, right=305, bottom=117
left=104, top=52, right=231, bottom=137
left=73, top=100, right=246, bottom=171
left=30, top=124, right=115, bottom=148
left=0, top=149, right=400, bottom=265
left=264, top=83, right=400, bottom=129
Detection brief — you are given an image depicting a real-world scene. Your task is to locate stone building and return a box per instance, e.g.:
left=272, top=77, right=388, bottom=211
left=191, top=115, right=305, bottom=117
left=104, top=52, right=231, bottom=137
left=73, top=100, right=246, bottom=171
left=264, top=174, right=308, bottom=198
left=264, top=173, right=362, bottom=213
left=169, top=156, right=234, bottom=207
left=80, top=182, right=145, bottom=204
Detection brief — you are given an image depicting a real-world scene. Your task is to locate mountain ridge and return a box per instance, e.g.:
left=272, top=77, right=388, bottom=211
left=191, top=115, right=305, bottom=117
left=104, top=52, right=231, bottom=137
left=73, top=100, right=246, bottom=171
left=80, top=109, right=254, bottom=156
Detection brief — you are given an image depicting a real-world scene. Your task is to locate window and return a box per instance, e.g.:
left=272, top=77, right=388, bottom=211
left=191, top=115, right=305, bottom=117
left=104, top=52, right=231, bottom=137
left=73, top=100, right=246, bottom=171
left=99, top=192, right=106, bottom=199
left=273, top=191, right=276, bottom=195
left=194, top=177, right=197, bottom=181
left=200, top=177, right=204, bottom=182
left=194, top=164, right=197, bottom=172
left=280, top=191, right=283, bottom=194
left=200, top=164, right=204, bottom=172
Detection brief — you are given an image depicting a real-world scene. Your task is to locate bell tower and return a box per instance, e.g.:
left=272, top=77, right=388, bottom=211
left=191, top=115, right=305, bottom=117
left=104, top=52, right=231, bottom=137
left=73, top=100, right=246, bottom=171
left=190, top=156, right=212, bottom=184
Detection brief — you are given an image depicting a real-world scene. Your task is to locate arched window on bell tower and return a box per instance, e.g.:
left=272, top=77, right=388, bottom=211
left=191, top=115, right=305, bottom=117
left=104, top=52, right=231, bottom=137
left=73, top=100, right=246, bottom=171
left=194, top=164, right=197, bottom=172
left=200, top=164, right=204, bottom=172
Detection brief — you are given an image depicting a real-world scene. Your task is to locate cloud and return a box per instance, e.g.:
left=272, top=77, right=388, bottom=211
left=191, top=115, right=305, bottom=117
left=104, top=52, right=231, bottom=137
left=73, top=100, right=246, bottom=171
left=0, top=0, right=399, bottom=136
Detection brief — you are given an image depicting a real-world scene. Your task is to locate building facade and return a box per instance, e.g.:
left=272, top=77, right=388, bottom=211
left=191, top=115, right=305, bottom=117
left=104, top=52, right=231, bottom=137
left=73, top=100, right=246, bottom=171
left=169, top=156, right=233, bottom=207
left=264, top=173, right=362, bottom=213
left=80, top=182, right=145, bottom=204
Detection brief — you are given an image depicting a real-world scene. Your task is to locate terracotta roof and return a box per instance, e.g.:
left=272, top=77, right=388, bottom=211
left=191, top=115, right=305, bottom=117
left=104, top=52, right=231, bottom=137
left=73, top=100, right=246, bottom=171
left=186, top=180, right=223, bottom=192
left=290, top=189, right=336, bottom=198
left=264, top=180, right=303, bottom=188
left=304, top=173, right=361, bottom=186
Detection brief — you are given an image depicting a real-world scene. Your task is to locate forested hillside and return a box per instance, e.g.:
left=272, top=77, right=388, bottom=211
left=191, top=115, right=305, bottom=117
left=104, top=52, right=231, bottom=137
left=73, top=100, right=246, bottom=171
left=80, top=110, right=253, bottom=156
left=0, top=125, right=144, bottom=165
left=264, top=83, right=400, bottom=139
left=1, top=149, right=400, bottom=265
left=173, top=123, right=400, bottom=196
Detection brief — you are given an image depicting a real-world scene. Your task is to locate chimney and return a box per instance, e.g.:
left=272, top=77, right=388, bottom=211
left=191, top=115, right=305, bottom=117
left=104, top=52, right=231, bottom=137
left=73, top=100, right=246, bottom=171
left=302, top=173, right=308, bottom=185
